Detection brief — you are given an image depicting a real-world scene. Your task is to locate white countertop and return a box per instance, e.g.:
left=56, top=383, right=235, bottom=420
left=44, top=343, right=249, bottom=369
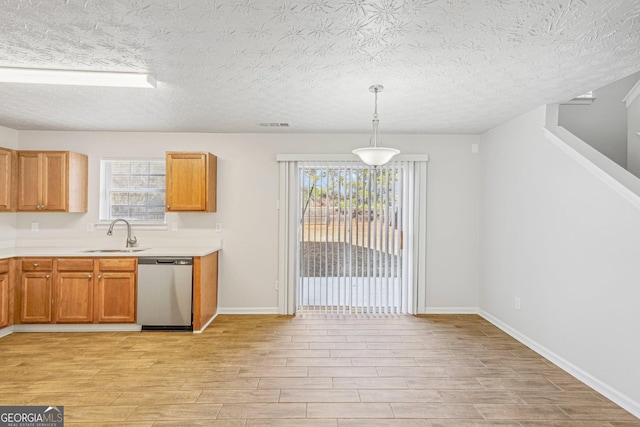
left=0, top=244, right=221, bottom=259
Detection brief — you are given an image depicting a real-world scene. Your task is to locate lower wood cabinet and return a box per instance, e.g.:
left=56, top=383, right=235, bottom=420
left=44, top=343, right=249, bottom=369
left=55, top=258, right=94, bottom=323
left=56, top=272, right=94, bottom=323
left=0, top=260, right=11, bottom=328
left=96, top=258, right=136, bottom=323
left=193, top=251, right=218, bottom=331
left=20, top=258, right=53, bottom=323
left=19, top=257, right=137, bottom=324
left=6, top=252, right=218, bottom=331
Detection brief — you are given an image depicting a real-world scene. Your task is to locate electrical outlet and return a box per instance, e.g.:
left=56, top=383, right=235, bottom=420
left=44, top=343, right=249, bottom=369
left=215, top=223, right=222, bottom=232
left=86, top=223, right=94, bottom=232
left=31, top=222, right=39, bottom=232
left=514, top=297, right=521, bottom=310
left=170, top=222, right=178, bottom=232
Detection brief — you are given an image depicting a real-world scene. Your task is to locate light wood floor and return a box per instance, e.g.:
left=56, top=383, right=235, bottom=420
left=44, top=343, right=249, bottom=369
left=0, top=314, right=638, bottom=426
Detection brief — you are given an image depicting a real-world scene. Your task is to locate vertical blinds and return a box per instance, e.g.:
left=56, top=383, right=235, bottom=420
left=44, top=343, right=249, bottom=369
left=297, top=160, right=412, bottom=315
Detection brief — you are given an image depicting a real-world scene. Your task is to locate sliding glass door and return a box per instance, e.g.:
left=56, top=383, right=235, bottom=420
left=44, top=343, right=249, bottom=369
left=296, top=161, right=412, bottom=314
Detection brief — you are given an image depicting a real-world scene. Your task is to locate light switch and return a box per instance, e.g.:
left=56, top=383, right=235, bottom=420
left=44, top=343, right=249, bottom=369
left=215, top=223, right=222, bottom=232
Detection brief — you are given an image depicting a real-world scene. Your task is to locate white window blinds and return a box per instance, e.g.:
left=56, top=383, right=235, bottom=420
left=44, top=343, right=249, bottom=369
left=278, top=156, right=427, bottom=316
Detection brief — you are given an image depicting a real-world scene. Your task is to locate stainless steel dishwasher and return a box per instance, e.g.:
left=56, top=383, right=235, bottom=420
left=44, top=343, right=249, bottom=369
left=137, top=257, right=193, bottom=331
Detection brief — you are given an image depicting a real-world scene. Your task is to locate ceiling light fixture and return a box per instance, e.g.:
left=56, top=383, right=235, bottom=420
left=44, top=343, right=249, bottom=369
left=0, top=67, right=157, bottom=88
left=352, top=85, right=400, bottom=167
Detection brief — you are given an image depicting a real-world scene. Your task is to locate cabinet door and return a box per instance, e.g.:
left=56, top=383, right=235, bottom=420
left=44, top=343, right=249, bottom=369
left=0, top=148, right=15, bottom=212
left=0, top=273, right=9, bottom=328
left=96, top=272, right=136, bottom=323
left=166, top=152, right=208, bottom=211
left=55, top=271, right=93, bottom=323
left=17, top=152, right=41, bottom=211
left=20, top=272, right=52, bottom=323
left=41, top=152, right=67, bottom=211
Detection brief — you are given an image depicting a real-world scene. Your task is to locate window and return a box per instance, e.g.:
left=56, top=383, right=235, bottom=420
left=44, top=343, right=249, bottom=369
left=562, top=90, right=595, bottom=105
left=575, top=91, right=594, bottom=99
left=100, top=159, right=166, bottom=222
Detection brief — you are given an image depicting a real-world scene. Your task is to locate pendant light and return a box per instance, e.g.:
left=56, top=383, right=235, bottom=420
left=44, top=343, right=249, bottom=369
left=352, top=85, right=400, bottom=166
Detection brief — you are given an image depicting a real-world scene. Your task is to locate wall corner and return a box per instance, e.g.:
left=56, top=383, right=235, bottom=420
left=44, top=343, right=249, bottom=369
left=545, top=103, right=559, bottom=127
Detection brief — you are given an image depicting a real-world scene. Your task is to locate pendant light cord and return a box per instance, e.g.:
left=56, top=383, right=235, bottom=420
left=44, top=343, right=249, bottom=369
left=371, top=87, right=380, bottom=148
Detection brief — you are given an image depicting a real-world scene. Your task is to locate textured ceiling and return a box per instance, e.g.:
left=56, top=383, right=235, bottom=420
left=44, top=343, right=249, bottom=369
left=0, top=0, right=639, bottom=134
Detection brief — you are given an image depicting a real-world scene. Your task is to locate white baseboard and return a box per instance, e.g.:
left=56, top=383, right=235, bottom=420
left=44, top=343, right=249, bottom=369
left=420, top=307, right=479, bottom=314
left=0, top=325, right=14, bottom=338
left=217, top=307, right=479, bottom=315
left=479, top=310, right=640, bottom=419
left=12, top=324, right=142, bottom=333
left=193, top=313, right=218, bottom=334
left=216, top=307, right=279, bottom=315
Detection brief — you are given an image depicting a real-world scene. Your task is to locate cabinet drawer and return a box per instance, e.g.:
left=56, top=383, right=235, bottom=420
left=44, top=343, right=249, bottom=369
left=21, top=259, right=53, bottom=271
left=57, top=258, right=94, bottom=272
left=0, top=259, right=8, bottom=274
left=98, top=258, right=137, bottom=272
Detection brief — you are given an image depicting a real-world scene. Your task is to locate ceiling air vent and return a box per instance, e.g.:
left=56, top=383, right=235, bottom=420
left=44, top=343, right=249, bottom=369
left=258, top=122, right=290, bottom=128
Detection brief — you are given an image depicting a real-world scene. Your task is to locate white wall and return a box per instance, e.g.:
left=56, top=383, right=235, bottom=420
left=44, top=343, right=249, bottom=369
left=480, top=106, right=640, bottom=413
left=558, top=71, right=640, bottom=168
left=0, top=125, right=19, bottom=246
left=627, top=92, right=640, bottom=176
left=0, top=126, right=18, bottom=150
left=12, top=131, right=480, bottom=313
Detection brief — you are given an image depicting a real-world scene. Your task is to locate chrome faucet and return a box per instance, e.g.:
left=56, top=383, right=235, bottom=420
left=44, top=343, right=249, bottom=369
left=107, top=218, right=137, bottom=248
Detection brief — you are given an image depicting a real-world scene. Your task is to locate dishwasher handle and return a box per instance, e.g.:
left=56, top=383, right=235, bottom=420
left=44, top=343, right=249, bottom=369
left=138, top=257, right=193, bottom=266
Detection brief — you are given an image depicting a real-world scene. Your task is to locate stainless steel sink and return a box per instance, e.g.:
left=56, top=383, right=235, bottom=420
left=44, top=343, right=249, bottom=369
left=81, top=248, right=148, bottom=253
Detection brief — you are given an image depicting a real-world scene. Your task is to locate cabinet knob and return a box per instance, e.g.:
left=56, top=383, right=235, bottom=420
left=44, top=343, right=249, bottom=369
left=166, top=205, right=171, bottom=210
left=45, top=274, right=50, bottom=278
left=88, top=274, right=93, bottom=278
left=98, top=275, right=102, bottom=279
left=33, top=263, right=39, bottom=267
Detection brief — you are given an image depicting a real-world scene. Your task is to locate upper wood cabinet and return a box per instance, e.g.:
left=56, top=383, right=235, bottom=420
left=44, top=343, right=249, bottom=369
left=17, top=150, right=88, bottom=212
left=0, top=147, right=17, bottom=212
left=166, top=151, right=217, bottom=212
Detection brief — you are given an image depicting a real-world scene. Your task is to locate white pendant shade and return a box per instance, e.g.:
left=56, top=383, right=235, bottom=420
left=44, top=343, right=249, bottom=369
left=352, top=147, right=400, bottom=166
